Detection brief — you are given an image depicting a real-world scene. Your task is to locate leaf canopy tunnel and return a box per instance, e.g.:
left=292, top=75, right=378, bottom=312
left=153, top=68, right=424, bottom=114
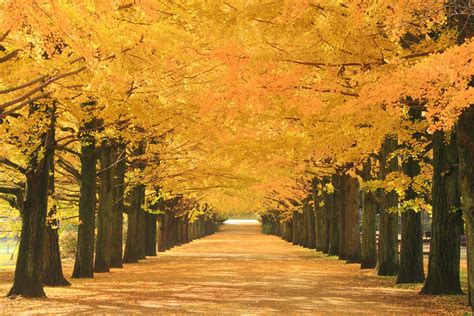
left=0, top=0, right=474, bottom=311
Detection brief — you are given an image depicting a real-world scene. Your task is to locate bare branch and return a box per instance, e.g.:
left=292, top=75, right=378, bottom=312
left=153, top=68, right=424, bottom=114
left=0, top=92, right=52, bottom=119
left=0, top=158, right=26, bottom=174
left=0, top=66, right=86, bottom=111
left=0, top=75, right=49, bottom=95
left=0, top=49, right=20, bottom=64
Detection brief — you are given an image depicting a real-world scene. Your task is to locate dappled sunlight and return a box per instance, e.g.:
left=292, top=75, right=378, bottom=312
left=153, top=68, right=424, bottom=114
left=0, top=223, right=469, bottom=314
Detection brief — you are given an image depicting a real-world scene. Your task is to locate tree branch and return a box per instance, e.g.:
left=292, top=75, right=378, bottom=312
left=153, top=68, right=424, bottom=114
left=0, top=49, right=19, bottom=64
left=0, top=75, right=49, bottom=95
left=0, top=66, right=86, bottom=111
left=0, top=158, right=26, bottom=174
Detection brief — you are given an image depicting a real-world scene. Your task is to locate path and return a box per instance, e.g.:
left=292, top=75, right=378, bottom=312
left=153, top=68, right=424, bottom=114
left=0, top=221, right=469, bottom=314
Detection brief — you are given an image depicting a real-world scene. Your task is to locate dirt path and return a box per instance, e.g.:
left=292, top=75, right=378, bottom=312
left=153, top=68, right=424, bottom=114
left=0, top=222, right=469, bottom=314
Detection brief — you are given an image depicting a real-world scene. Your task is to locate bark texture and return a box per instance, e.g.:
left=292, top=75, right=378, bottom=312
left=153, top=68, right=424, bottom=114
left=72, top=115, right=97, bottom=279
left=420, top=131, right=463, bottom=294
left=376, top=136, right=399, bottom=276
left=94, top=144, right=114, bottom=273
left=458, top=105, right=474, bottom=306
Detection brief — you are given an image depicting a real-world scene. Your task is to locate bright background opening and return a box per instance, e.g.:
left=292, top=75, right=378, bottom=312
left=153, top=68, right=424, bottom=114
left=223, top=219, right=260, bottom=225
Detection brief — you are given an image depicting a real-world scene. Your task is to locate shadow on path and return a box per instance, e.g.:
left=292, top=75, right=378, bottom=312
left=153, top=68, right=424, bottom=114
left=0, top=221, right=469, bottom=314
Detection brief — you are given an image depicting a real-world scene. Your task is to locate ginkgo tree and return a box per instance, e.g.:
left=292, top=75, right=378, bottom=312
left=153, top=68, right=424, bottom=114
left=0, top=0, right=473, bottom=311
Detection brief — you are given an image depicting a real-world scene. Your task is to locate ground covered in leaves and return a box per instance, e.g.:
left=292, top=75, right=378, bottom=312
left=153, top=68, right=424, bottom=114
left=0, top=221, right=470, bottom=314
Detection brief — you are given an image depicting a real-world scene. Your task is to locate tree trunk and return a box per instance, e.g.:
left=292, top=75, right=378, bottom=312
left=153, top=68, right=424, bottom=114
left=297, top=212, right=304, bottom=246
left=361, top=160, right=377, bottom=269
left=320, top=180, right=330, bottom=254
left=8, top=105, right=54, bottom=297
left=110, top=143, right=126, bottom=268
left=343, top=174, right=361, bottom=263
left=338, top=174, right=348, bottom=260
left=292, top=212, right=298, bottom=245
left=123, top=186, right=141, bottom=263
left=397, top=211, right=424, bottom=283
left=312, top=179, right=323, bottom=251
left=42, top=103, right=70, bottom=286
left=94, top=144, right=114, bottom=273
left=8, top=166, right=49, bottom=297
left=145, top=212, right=157, bottom=256
left=302, top=202, right=310, bottom=248
left=72, top=117, right=97, bottom=279
left=308, top=199, right=316, bottom=249
left=420, top=131, right=463, bottom=294
left=183, top=215, right=190, bottom=243
left=43, top=221, right=70, bottom=286
left=177, top=216, right=183, bottom=245
left=137, top=196, right=146, bottom=259
left=376, top=136, right=399, bottom=276
left=285, top=220, right=293, bottom=243
left=157, top=214, right=166, bottom=252
left=165, top=211, right=173, bottom=248
left=328, top=174, right=340, bottom=256
left=397, top=108, right=425, bottom=283
left=397, top=136, right=425, bottom=283
left=458, top=105, right=474, bottom=306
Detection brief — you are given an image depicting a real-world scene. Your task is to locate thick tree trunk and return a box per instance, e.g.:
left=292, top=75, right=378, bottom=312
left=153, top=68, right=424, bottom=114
left=420, top=131, right=463, bottom=294
left=328, top=174, right=340, bottom=256
left=110, top=143, right=126, bottom=268
left=8, top=103, right=54, bottom=298
left=397, top=137, right=425, bottom=283
left=72, top=119, right=97, bottom=279
left=361, top=192, right=377, bottom=269
left=169, top=214, right=176, bottom=247
left=302, top=201, right=310, bottom=248
left=192, top=218, right=198, bottom=241
left=175, top=215, right=181, bottom=244
left=123, top=186, right=142, bottom=263
left=376, top=136, right=399, bottom=276
left=42, top=104, right=70, bottom=287
left=8, top=118, right=53, bottom=296
left=145, top=212, right=157, bottom=256
left=297, top=212, right=304, bottom=246
left=361, top=160, right=377, bottom=269
left=397, top=211, right=424, bottom=283
left=312, top=178, right=328, bottom=253
left=458, top=105, right=474, bottom=306
left=165, top=211, right=173, bottom=249
left=94, top=144, right=114, bottom=273
left=43, top=213, right=70, bottom=286
left=285, top=220, right=293, bottom=243
left=397, top=108, right=425, bottom=283
left=183, top=215, right=190, bottom=244
left=292, top=212, right=298, bottom=245
left=343, top=175, right=361, bottom=263
left=137, top=198, right=146, bottom=259
left=274, top=218, right=281, bottom=237
left=338, top=174, right=348, bottom=260
left=308, top=200, right=316, bottom=249
left=8, top=168, right=49, bottom=297
left=157, top=214, right=166, bottom=252
left=320, top=181, right=330, bottom=254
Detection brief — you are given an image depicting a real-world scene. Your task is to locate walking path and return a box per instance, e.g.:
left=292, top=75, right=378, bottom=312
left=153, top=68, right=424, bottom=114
left=0, top=221, right=469, bottom=314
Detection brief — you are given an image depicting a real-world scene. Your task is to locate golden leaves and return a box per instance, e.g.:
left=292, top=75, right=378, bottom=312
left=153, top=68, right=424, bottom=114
left=1, top=0, right=472, bottom=216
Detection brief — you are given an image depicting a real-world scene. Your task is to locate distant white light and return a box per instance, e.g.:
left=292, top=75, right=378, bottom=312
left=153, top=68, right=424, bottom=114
left=223, top=219, right=259, bottom=225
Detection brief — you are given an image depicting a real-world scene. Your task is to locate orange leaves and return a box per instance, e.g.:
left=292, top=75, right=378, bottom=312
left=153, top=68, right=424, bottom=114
left=357, top=40, right=474, bottom=132
left=210, top=42, right=249, bottom=70
left=2, top=0, right=473, bottom=216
